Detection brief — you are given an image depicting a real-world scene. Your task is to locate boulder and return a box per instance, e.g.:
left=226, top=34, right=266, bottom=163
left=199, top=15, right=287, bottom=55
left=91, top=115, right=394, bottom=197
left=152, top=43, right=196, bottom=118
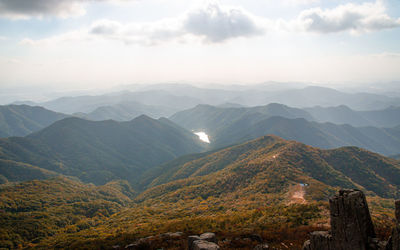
left=192, top=240, right=220, bottom=250
left=390, top=225, right=400, bottom=250
left=188, top=235, right=201, bottom=250
left=200, top=232, right=217, bottom=243
left=303, top=189, right=384, bottom=250
left=329, top=189, right=375, bottom=250
left=306, top=231, right=333, bottom=250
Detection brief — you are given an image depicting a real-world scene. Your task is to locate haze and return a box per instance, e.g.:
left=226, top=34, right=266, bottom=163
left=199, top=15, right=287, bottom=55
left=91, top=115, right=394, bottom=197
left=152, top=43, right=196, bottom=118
left=0, top=0, right=400, bottom=95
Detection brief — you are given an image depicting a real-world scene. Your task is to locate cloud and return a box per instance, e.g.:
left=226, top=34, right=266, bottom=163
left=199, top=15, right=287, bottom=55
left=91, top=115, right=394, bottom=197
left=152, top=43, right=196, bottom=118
left=18, top=1, right=400, bottom=46
left=289, top=0, right=400, bottom=34
left=0, top=0, right=131, bottom=19
left=183, top=3, right=265, bottom=42
left=85, top=3, right=266, bottom=45
left=0, top=0, right=88, bottom=19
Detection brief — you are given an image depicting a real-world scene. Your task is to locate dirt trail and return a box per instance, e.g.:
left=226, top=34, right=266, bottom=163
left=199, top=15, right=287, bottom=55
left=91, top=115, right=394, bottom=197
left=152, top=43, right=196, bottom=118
left=289, top=184, right=307, bottom=204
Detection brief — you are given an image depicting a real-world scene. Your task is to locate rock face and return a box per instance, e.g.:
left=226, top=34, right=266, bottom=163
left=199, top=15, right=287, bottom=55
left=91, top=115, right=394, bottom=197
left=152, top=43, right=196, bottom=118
left=189, top=233, right=219, bottom=250
left=192, top=240, right=220, bottom=250
left=200, top=233, right=217, bottom=243
left=303, top=189, right=388, bottom=250
left=330, top=189, right=375, bottom=250
left=303, top=231, right=334, bottom=250
left=389, top=200, right=400, bottom=250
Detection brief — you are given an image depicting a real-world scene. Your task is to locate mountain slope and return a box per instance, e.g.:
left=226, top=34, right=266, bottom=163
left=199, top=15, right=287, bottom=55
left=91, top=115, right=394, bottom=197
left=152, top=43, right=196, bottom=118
left=0, top=105, right=67, bottom=137
left=139, top=135, right=400, bottom=202
left=216, top=116, right=400, bottom=155
left=0, top=116, right=206, bottom=185
left=169, top=103, right=314, bottom=136
left=305, top=105, right=400, bottom=127
left=170, top=104, right=400, bottom=155
left=262, top=86, right=400, bottom=110
left=0, top=177, right=134, bottom=249
left=80, top=101, right=175, bottom=121
left=40, top=90, right=203, bottom=114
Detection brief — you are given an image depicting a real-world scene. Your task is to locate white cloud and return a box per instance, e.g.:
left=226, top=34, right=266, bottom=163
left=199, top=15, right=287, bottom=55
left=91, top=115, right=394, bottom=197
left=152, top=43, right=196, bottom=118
left=288, top=0, right=400, bottom=34
left=18, top=1, right=400, bottom=46
left=183, top=3, right=265, bottom=42
left=22, top=3, right=267, bottom=46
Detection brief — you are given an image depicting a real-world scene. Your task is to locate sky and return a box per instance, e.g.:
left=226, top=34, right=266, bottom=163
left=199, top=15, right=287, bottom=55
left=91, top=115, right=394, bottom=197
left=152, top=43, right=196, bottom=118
left=0, top=0, right=400, bottom=91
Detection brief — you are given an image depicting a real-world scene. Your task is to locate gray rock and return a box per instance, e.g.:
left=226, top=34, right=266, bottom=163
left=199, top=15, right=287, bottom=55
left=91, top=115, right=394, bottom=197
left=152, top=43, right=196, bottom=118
left=303, top=189, right=383, bottom=250
left=391, top=225, right=400, bottom=250
left=200, top=232, right=217, bottom=243
left=188, top=235, right=201, bottom=250
left=387, top=201, right=400, bottom=250
left=302, top=240, right=311, bottom=250
left=329, top=189, right=375, bottom=250
left=308, top=231, right=334, bottom=250
left=192, top=240, right=220, bottom=250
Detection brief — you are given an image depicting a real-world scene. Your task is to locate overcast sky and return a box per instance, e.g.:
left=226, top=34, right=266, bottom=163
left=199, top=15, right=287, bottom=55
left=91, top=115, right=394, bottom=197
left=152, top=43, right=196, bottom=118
left=0, top=0, right=399, bottom=90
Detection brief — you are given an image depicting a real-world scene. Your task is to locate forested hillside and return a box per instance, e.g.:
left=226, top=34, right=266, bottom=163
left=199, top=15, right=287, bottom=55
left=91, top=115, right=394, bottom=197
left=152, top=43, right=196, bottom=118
left=0, top=115, right=206, bottom=185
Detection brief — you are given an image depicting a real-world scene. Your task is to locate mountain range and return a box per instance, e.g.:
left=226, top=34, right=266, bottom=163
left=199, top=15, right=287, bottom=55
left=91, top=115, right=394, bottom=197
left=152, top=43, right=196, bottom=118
left=2, top=84, right=400, bottom=248
left=170, top=104, right=400, bottom=155
left=0, top=115, right=206, bottom=185
left=14, top=85, right=400, bottom=116
left=2, top=135, right=398, bottom=248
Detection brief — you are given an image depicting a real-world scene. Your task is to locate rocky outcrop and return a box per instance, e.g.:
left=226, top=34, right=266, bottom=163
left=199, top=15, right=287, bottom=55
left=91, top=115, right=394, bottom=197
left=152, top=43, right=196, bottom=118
left=330, top=189, right=376, bottom=249
left=302, top=231, right=333, bottom=250
left=192, top=240, right=220, bottom=250
left=199, top=233, right=217, bottom=243
left=387, top=200, right=400, bottom=250
left=189, top=232, right=219, bottom=250
left=303, top=189, right=390, bottom=250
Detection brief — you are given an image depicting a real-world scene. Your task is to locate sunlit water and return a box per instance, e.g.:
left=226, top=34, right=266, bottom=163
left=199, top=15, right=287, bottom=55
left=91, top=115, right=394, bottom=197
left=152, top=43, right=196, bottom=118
left=194, top=132, right=210, bottom=143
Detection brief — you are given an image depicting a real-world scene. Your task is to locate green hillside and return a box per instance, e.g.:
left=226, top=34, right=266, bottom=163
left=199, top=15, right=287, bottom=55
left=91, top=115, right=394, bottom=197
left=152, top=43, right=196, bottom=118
left=1, top=135, right=398, bottom=248
left=0, top=177, right=134, bottom=249
left=0, top=115, right=206, bottom=185
left=140, top=135, right=400, bottom=201
left=0, top=105, right=67, bottom=138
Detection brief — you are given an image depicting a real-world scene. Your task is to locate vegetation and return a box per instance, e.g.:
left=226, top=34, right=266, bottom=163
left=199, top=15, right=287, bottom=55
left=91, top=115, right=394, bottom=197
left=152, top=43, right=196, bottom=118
left=0, top=115, right=206, bottom=185
left=0, top=105, right=67, bottom=138
left=0, top=177, right=135, bottom=248
left=0, top=135, right=398, bottom=248
left=171, top=104, right=400, bottom=156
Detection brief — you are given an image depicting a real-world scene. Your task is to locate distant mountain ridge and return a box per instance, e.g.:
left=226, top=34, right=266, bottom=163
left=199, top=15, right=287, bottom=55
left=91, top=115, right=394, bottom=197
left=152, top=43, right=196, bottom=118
left=0, top=105, right=68, bottom=138
left=35, top=90, right=204, bottom=114
left=78, top=101, right=176, bottom=121
left=14, top=85, right=400, bottom=115
left=0, top=115, right=206, bottom=185
left=170, top=104, right=400, bottom=155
